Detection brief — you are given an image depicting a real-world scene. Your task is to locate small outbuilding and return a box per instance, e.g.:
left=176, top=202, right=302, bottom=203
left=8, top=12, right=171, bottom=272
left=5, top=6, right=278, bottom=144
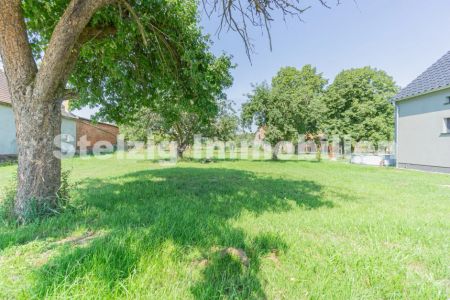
left=393, top=51, right=450, bottom=173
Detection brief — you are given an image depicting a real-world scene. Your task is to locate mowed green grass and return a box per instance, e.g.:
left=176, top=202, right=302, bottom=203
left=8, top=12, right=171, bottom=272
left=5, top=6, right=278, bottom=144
left=0, top=157, right=449, bottom=299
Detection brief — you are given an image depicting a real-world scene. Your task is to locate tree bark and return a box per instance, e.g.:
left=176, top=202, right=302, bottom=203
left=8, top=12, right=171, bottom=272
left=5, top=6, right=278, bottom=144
left=13, top=98, right=62, bottom=220
left=314, top=136, right=322, bottom=162
left=34, top=0, right=114, bottom=101
left=272, top=143, right=280, bottom=160
left=177, top=143, right=187, bottom=159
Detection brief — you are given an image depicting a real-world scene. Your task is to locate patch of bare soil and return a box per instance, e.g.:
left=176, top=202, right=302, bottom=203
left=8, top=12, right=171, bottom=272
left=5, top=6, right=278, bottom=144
left=33, top=249, right=55, bottom=267
left=192, top=258, right=209, bottom=268
left=265, top=249, right=281, bottom=267
left=219, top=247, right=249, bottom=267
left=53, top=231, right=103, bottom=247
left=193, top=247, right=250, bottom=269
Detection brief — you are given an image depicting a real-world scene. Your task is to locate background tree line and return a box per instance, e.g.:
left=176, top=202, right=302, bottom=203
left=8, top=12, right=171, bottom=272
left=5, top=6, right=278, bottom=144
left=242, top=65, right=399, bottom=159
left=124, top=64, right=398, bottom=160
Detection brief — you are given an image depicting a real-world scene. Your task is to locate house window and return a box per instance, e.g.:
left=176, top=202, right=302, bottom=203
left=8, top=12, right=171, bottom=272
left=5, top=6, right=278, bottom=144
left=444, top=118, right=450, bottom=134
left=446, top=96, right=450, bottom=105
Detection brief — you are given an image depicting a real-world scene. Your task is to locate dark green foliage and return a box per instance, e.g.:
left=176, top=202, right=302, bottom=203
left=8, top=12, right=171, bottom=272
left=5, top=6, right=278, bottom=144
left=242, top=66, right=398, bottom=151
left=322, top=67, right=399, bottom=144
left=211, top=99, right=240, bottom=141
left=120, top=57, right=235, bottom=153
left=71, top=1, right=232, bottom=124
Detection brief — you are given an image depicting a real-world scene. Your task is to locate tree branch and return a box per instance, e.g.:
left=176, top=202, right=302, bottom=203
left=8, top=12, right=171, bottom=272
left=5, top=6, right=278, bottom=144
left=34, top=0, right=114, bottom=102
left=63, top=88, right=79, bottom=100
left=60, top=25, right=117, bottom=87
left=0, top=0, right=37, bottom=98
left=205, top=0, right=339, bottom=61
left=119, top=0, right=148, bottom=47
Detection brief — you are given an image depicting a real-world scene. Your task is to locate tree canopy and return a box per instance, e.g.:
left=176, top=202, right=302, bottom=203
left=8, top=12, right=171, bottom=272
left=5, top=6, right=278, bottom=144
left=211, top=100, right=240, bottom=142
left=321, top=67, right=399, bottom=144
left=242, top=65, right=327, bottom=147
left=119, top=51, right=234, bottom=157
left=22, top=0, right=226, bottom=123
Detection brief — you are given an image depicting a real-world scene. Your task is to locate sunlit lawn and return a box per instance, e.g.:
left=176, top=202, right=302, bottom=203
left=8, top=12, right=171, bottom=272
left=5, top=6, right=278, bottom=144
left=0, top=156, right=449, bottom=299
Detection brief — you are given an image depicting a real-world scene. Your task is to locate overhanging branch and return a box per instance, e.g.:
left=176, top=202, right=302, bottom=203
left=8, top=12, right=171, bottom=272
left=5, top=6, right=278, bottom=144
left=204, top=0, right=340, bottom=61
left=0, top=0, right=37, bottom=96
left=119, top=0, right=148, bottom=47
left=34, top=0, right=114, bottom=103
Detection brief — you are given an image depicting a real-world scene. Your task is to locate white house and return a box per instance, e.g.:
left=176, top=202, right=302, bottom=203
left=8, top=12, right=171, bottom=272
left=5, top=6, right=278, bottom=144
left=393, top=51, right=450, bottom=173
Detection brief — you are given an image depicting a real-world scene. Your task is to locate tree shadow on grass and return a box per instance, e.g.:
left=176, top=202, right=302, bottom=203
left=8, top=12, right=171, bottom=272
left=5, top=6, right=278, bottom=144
left=3, top=167, right=334, bottom=298
left=191, top=232, right=289, bottom=299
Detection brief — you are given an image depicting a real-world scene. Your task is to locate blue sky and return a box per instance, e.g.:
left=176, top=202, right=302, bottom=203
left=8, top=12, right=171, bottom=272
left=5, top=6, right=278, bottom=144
left=200, top=0, right=450, bottom=108
left=75, top=0, right=450, bottom=118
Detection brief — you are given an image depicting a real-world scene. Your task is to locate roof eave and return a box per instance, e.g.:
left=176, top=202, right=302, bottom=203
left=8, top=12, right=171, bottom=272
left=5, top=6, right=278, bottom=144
left=1, top=101, right=79, bottom=120
left=392, top=84, right=450, bottom=103
left=0, top=100, right=11, bottom=106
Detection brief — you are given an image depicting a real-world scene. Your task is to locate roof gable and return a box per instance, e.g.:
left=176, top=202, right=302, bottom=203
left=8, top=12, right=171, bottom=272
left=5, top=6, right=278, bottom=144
left=393, top=51, right=450, bottom=101
left=0, top=71, right=11, bottom=104
left=0, top=71, right=77, bottom=119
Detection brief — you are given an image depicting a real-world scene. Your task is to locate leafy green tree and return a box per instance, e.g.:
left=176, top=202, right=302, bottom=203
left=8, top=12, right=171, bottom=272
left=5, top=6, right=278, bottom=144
left=121, top=97, right=239, bottom=158
left=213, top=115, right=240, bottom=142
left=1, top=0, right=210, bottom=220
left=121, top=108, right=210, bottom=158
left=242, top=65, right=327, bottom=159
left=121, top=99, right=238, bottom=159
left=211, top=99, right=240, bottom=142
left=121, top=54, right=233, bottom=158
left=120, top=111, right=163, bottom=143
left=322, top=67, right=399, bottom=147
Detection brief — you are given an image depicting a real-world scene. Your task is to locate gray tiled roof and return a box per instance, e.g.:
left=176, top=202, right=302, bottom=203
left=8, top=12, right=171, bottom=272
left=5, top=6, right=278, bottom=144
left=393, top=51, right=450, bottom=101
left=0, top=71, right=77, bottom=119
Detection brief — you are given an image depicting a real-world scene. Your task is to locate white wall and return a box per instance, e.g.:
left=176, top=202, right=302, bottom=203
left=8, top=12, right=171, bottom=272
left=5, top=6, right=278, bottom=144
left=0, top=104, right=17, bottom=155
left=61, top=117, right=77, bottom=153
left=397, top=88, right=450, bottom=168
left=0, top=104, right=77, bottom=155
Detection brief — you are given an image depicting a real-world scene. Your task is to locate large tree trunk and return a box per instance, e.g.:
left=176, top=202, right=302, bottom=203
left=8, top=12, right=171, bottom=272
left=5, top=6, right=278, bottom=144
left=13, top=97, right=62, bottom=221
left=314, top=137, right=322, bottom=162
left=177, top=143, right=187, bottom=159
left=0, top=0, right=115, bottom=222
left=272, top=143, right=280, bottom=160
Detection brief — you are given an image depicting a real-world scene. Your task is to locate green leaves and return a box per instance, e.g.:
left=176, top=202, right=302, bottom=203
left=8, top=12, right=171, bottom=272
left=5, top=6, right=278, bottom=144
left=22, top=0, right=231, bottom=125
left=118, top=34, right=234, bottom=147
left=322, top=67, right=399, bottom=144
left=242, top=65, right=327, bottom=145
left=242, top=66, right=398, bottom=147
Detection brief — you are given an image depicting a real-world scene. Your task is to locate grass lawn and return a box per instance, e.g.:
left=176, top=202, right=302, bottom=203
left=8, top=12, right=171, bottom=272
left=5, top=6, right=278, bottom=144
left=0, top=157, right=449, bottom=299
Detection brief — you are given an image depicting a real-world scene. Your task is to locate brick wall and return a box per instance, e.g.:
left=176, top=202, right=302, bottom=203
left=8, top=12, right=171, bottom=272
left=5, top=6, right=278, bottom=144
left=76, top=119, right=119, bottom=151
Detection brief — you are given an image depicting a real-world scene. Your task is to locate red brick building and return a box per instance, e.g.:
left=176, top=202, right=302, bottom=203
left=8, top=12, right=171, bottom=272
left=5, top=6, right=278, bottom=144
left=76, top=118, right=120, bottom=152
